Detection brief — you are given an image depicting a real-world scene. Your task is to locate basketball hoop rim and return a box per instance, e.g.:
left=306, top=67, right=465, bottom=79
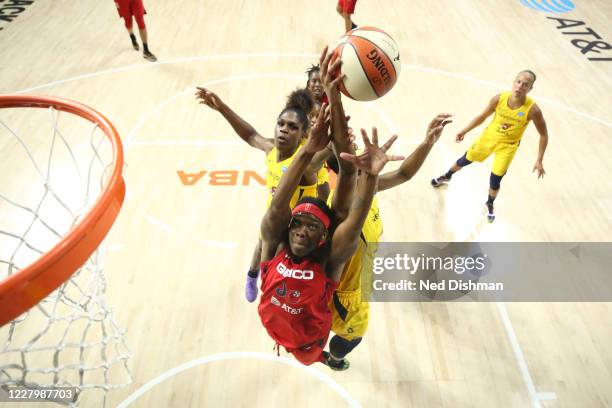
left=0, top=94, right=125, bottom=326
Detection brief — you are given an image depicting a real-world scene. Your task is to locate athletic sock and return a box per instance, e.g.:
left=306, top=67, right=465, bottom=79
left=129, top=33, right=138, bottom=45
left=444, top=169, right=454, bottom=179
left=143, top=43, right=150, bottom=53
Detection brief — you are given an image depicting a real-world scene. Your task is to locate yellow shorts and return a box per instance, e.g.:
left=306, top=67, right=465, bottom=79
left=330, top=239, right=373, bottom=341
left=331, top=290, right=369, bottom=341
left=466, top=133, right=520, bottom=176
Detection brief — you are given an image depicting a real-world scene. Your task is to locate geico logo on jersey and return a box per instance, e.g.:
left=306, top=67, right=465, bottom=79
left=276, top=262, right=314, bottom=280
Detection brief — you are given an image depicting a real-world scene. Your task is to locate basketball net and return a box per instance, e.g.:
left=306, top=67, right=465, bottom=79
left=0, top=96, right=131, bottom=406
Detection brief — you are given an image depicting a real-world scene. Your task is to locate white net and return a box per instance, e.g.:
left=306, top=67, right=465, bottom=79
left=0, top=101, right=131, bottom=406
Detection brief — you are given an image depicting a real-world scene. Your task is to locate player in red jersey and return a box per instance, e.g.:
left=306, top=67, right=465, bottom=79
left=257, top=48, right=404, bottom=364
left=115, top=0, right=157, bottom=61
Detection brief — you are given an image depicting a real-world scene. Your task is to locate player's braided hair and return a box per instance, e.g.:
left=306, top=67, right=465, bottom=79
left=280, top=88, right=314, bottom=133
left=305, top=64, right=321, bottom=88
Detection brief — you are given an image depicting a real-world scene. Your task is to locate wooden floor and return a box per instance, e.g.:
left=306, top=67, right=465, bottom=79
left=2, top=0, right=612, bottom=407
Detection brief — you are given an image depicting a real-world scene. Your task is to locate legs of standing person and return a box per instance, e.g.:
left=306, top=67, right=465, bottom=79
left=134, top=13, right=156, bottom=61
left=431, top=133, right=492, bottom=187
left=486, top=142, right=518, bottom=222
left=123, top=16, right=139, bottom=50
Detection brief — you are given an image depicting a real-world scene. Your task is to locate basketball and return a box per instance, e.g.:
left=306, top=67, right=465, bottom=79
left=332, top=26, right=401, bottom=101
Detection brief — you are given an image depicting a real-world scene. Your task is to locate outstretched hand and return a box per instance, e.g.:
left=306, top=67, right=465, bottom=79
left=425, top=113, right=453, bottom=144
left=303, top=103, right=332, bottom=153
left=195, top=87, right=224, bottom=111
left=339, top=128, right=405, bottom=175
left=319, top=46, right=344, bottom=103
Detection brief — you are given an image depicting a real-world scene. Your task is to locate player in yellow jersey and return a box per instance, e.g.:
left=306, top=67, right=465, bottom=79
left=319, top=114, right=452, bottom=370
left=195, top=87, right=330, bottom=301
left=316, top=49, right=453, bottom=370
left=431, top=70, right=549, bottom=222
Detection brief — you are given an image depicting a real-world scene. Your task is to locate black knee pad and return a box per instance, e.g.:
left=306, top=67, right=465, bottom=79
left=456, top=152, right=472, bottom=167
left=329, top=335, right=362, bottom=359
left=490, top=172, right=504, bottom=190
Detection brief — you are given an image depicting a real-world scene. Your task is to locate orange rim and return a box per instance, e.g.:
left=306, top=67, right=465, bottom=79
left=0, top=95, right=125, bottom=326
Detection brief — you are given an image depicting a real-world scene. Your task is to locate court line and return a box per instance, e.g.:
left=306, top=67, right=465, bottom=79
left=496, top=302, right=556, bottom=407
left=115, top=351, right=361, bottom=408
left=12, top=53, right=611, bottom=129
left=144, top=214, right=172, bottom=232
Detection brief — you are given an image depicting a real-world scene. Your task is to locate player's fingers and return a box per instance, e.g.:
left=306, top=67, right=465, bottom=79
left=339, top=152, right=357, bottom=163
left=319, top=46, right=329, bottom=72
left=360, top=128, right=371, bottom=147
left=329, top=58, right=342, bottom=74
left=330, top=74, right=344, bottom=88
left=371, top=127, right=379, bottom=146
left=386, top=154, right=405, bottom=162
left=380, top=134, right=398, bottom=152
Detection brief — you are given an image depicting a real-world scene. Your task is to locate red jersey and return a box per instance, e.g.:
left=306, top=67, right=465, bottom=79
left=258, top=249, right=336, bottom=353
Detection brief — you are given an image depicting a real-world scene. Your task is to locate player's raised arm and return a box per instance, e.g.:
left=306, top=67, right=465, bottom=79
left=195, top=86, right=274, bottom=153
left=259, top=104, right=331, bottom=261
left=378, top=114, right=452, bottom=192
left=456, top=94, right=499, bottom=142
left=318, top=47, right=357, bottom=221
left=326, top=128, right=403, bottom=282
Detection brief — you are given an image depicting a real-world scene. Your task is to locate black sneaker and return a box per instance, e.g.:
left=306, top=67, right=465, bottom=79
left=132, top=42, right=140, bottom=51
left=486, top=203, right=495, bottom=223
left=431, top=174, right=451, bottom=187
left=143, top=50, right=157, bottom=62
left=323, top=351, right=350, bottom=371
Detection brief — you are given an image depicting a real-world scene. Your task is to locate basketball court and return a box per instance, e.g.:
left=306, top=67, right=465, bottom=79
left=1, top=0, right=612, bottom=407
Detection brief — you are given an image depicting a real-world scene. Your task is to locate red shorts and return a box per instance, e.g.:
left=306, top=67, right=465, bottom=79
left=337, top=0, right=357, bottom=14
left=115, top=0, right=146, bottom=18
left=286, top=337, right=327, bottom=366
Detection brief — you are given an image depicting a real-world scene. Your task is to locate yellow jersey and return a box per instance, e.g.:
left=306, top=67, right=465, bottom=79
left=484, top=91, right=535, bottom=143
left=327, top=191, right=383, bottom=306
left=265, top=145, right=321, bottom=208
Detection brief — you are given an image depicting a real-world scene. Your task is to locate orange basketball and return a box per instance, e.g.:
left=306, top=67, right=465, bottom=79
left=332, top=26, right=401, bottom=101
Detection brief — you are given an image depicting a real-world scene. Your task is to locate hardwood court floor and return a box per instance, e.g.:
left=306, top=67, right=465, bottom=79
left=1, top=0, right=612, bottom=407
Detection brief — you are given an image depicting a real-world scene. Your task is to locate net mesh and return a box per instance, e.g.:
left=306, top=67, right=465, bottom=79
left=0, top=103, right=131, bottom=406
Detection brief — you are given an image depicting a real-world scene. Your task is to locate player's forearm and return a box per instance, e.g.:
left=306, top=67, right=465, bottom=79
left=397, top=140, right=434, bottom=180
left=305, top=148, right=333, bottom=175
left=330, top=101, right=356, bottom=174
left=537, top=134, right=548, bottom=161
left=269, top=149, right=315, bottom=211
left=218, top=104, right=261, bottom=146
left=346, top=172, right=378, bottom=230
left=377, top=141, right=433, bottom=191
left=461, top=114, right=487, bottom=134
